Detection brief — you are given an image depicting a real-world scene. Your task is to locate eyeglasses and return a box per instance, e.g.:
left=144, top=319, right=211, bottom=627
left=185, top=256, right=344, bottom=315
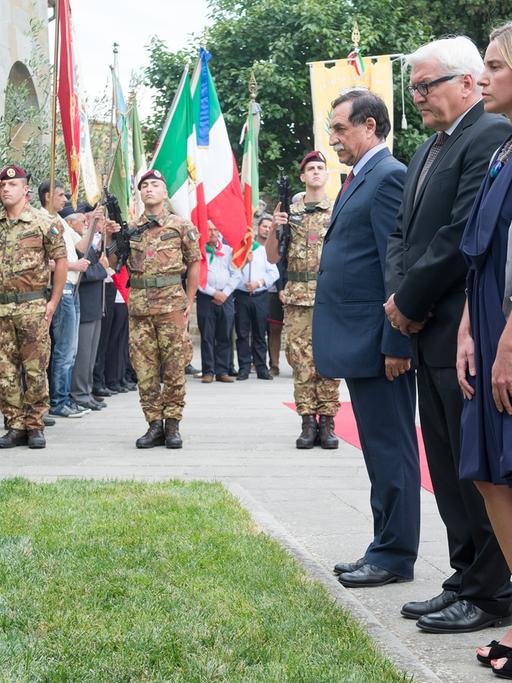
left=407, top=74, right=460, bottom=97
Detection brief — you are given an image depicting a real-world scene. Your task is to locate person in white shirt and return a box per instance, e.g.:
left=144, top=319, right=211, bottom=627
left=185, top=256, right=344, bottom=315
left=234, top=232, right=279, bottom=380
left=197, top=222, right=241, bottom=383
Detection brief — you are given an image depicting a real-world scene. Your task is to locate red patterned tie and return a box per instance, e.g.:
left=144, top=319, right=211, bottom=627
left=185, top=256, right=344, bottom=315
left=341, top=170, right=354, bottom=196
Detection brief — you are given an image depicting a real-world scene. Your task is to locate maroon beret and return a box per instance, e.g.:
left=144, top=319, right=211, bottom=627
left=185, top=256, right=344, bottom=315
left=0, top=165, right=30, bottom=182
left=299, top=151, right=327, bottom=172
left=137, top=169, right=167, bottom=190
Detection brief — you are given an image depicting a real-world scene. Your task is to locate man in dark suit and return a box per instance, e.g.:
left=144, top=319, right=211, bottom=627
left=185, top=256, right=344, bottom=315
left=385, top=36, right=512, bottom=632
left=312, top=90, right=421, bottom=587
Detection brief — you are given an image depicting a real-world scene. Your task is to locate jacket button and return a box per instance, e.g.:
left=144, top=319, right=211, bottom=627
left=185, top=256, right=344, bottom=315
left=318, top=270, right=323, bottom=275
left=403, top=243, right=410, bottom=251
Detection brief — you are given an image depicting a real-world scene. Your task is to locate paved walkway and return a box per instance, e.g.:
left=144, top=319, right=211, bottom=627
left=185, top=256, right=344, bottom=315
left=0, top=350, right=504, bottom=682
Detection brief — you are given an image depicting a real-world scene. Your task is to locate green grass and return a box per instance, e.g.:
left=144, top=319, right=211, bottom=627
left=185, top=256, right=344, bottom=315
left=0, top=479, right=409, bottom=682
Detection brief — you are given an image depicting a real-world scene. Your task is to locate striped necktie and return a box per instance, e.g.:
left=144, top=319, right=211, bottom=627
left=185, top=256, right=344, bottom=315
left=414, top=131, right=448, bottom=202
left=340, top=170, right=354, bottom=196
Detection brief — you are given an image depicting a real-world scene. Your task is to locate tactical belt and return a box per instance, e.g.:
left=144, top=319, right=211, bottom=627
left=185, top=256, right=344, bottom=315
left=130, top=275, right=182, bottom=288
left=287, top=271, right=318, bottom=282
left=0, top=289, right=48, bottom=305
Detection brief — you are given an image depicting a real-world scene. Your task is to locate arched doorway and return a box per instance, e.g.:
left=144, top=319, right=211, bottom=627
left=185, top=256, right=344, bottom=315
left=5, top=61, right=40, bottom=152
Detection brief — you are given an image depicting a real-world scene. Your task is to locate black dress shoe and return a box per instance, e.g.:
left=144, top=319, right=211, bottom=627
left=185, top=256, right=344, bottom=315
left=333, top=557, right=365, bottom=576
left=338, top=563, right=410, bottom=588
left=236, top=373, right=249, bottom=381
left=77, top=400, right=102, bottom=412
left=136, top=421, right=165, bottom=449
left=257, top=370, right=273, bottom=380
left=416, top=599, right=511, bottom=634
left=93, top=386, right=114, bottom=397
left=90, top=398, right=106, bottom=410
left=401, top=590, right=458, bottom=619
left=108, top=383, right=129, bottom=393
left=122, top=380, right=137, bottom=391
left=27, top=429, right=45, bottom=449
left=0, top=428, right=27, bottom=448
left=43, top=415, right=56, bottom=427
left=185, top=364, right=200, bottom=376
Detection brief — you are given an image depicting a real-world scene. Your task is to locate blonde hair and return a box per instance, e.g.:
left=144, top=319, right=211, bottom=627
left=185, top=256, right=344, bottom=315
left=490, top=22, right=512, bottom=70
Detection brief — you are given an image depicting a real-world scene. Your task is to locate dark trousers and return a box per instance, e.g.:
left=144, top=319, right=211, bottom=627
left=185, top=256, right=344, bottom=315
left=105, top=302, right=129, bottom=387
left=417, top=360, right=512, bottom=614
left=197, top=291, right=234, bottom=377
left=93, top=282, right=117, bottom=389
left=234, top=290, right=269, bottom=373
left=346, top=371, right=420, bottom=579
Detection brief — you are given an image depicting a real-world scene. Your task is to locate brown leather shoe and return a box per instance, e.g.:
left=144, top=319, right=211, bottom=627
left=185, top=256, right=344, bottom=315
left=27, top=429, right=45, bottom=449
left=165, top=418, right=183, bottom=449
left=201, top=374, right=214, bottom=383
left=216, top=375, right=234, bottom=383
left=296, top=415, right=318, bottom=449
left=318, top=415, right=339, bottom=449
left=269, top=366, right=280, bottom=377
left=0, top=428, right=28, bottom=448
left=135, top=420, right=165, bottom=448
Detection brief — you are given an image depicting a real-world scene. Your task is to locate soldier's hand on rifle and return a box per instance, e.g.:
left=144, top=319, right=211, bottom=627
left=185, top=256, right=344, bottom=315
left=105, top=219, right=121, bottom=234
left=271, top=201, right=288, bottom=230
left=75, top=258, right=90, bottom=273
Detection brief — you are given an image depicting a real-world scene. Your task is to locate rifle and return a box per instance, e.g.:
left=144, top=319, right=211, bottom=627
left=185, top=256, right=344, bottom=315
left=104, top=188, right=158, bottom=272
left=276, top=173, right=292, bottom=259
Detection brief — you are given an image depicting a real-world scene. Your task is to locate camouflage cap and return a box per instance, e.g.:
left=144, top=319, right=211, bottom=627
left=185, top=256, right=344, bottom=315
left=137, top=169, right=167, bottom=190
left=299, top=151, right=327, bottom=172
left=0, top=164, right=30, bottom=182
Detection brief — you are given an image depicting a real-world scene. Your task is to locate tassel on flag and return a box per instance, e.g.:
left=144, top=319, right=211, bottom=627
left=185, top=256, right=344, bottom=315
left=347, top=48, right=365, bottom=76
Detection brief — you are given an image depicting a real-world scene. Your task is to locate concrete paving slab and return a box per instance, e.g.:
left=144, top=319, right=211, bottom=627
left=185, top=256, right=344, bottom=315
left=0, top=349, right=504, bottom=682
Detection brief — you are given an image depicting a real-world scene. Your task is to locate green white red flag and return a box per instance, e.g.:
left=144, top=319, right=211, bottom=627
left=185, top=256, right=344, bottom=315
left=347, top=48, right=365, bottom=76
left=190, top=49, right=249, bottom=266
left=237, top=101, right=260, bottom=267
left=128, top=97, right=147, bottom=219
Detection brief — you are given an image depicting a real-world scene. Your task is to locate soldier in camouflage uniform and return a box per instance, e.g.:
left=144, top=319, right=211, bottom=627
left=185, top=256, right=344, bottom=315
left=107, top=169, right=201, bottom=449
left=267, top=151, right=340, bottom=449
left=0, top=165, right=67, bottom=449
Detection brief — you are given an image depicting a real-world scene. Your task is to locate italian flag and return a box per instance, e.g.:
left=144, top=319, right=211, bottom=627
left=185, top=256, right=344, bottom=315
left=190, top=49, right=248, bottom=263
left=128, top=96, right=147, bottom=220
left=236, top=103, right=259, bottom=267
left=347, top=49, right=365, bottom=77
left=150, top=68, right=209, bottom=285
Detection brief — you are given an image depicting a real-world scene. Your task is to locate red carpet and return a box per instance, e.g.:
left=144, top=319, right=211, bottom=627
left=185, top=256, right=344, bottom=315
left=284, top=402, right=433, bottom=493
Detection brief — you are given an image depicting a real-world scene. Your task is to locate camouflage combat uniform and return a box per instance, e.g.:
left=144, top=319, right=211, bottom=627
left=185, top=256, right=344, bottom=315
left=283, top=197, right=340, bottom=416
left=127, top=207, right=201, bottom=424
left=0, top=204, right=65, bottom=430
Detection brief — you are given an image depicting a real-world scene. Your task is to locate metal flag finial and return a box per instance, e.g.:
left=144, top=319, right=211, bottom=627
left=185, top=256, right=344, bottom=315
left=352, top=22, right=360, bottom=50
left=249, top=70, right=258, bottom=101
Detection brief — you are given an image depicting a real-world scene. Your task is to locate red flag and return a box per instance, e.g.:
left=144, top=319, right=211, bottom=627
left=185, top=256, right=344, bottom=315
left=58, top=0, right=80, bottom=205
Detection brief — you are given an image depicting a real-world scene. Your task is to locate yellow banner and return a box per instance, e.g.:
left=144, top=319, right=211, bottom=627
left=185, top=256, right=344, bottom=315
left=309, top=55, right=394, bottom=201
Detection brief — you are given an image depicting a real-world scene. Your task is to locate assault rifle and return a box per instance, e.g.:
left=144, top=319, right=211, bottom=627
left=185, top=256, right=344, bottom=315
left=104, top=188, right=157, bottom=272
left=276, top=173, right=292, bottom=259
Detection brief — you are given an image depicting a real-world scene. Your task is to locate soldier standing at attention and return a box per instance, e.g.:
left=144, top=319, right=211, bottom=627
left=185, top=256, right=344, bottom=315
left=106, top=170, right=201, bottom=449
left=266, top=152, right=340, bottom=449
left=0, top=165, right=67, bottom=449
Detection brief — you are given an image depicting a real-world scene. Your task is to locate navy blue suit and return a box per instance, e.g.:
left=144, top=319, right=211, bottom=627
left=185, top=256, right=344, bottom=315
left=313, top=147, right=420, bottom=578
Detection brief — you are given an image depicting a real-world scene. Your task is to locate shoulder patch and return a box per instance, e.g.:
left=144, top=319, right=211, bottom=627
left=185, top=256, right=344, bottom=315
left=187, top=228, right=198, bottom=242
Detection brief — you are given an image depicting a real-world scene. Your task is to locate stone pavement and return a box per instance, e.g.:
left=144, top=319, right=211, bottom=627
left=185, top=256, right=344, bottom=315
left=0, top=350, right=505, bottom=682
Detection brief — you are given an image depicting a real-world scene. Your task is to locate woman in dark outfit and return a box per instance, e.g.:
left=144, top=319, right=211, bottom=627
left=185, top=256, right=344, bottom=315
left=457, top=22, right=512, bottom=677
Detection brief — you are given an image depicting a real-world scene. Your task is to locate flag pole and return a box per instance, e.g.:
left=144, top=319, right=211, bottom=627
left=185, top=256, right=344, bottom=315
left=107, top=42, right=119, bottom=177
left=48, top=0, right=61, bottom=216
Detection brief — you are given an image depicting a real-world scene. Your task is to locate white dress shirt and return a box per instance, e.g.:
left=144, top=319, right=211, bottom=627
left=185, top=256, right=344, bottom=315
left=236, top=244, right=279, bottom=293
left=199, top=243, right=242, bottom=297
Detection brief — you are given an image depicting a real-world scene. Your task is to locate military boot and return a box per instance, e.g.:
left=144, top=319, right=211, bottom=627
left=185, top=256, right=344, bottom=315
left=135, top=420, right=165, bottom=449
left=0, top=428, right=28, bottom=448
left=165, top=418, right=183, bottom=449
left=296, top=415, right=318, bottom=449
left=27, top=429, right=46, bottom=449
left=318, top=415, right=339, bottom=449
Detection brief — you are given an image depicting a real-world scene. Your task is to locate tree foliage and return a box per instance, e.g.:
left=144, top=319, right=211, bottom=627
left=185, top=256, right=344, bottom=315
left=143, top=0, right=509, bottom=194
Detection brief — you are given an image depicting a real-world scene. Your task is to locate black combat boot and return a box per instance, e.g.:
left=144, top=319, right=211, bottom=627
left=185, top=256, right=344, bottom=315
left=0, top=428, right=28, bottom=448
left=165, top=418, right=183, bottom=449
left=27, top=429, right=46, bottom=449
left=296, top=415, right=318, bottom=449
left=318, top=415, right=339, bottom=449
left=135, top=420, right=165, bottom=449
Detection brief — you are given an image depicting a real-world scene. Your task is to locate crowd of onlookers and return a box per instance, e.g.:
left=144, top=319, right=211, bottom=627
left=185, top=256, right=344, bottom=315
left=40, top=179, right=136, bottom=424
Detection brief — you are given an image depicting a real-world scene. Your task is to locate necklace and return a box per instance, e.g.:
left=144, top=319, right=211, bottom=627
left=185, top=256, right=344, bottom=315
left=490, top=137, right=512, bottom=179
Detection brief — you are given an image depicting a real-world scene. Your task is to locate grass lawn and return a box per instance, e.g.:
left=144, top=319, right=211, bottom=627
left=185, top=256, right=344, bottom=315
left=0, top=479, right=410, bottom=682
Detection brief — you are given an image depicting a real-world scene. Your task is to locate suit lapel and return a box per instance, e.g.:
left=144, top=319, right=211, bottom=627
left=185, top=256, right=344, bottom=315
left=327, top=148, right=390, bottom=234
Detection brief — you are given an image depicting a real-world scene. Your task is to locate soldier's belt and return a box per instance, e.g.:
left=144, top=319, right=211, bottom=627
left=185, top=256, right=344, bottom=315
left=130, top=275, right=182, bottom=288
left=287, top=271, right=318, bottom=282
left=0, top=289, right=48, bottom=305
